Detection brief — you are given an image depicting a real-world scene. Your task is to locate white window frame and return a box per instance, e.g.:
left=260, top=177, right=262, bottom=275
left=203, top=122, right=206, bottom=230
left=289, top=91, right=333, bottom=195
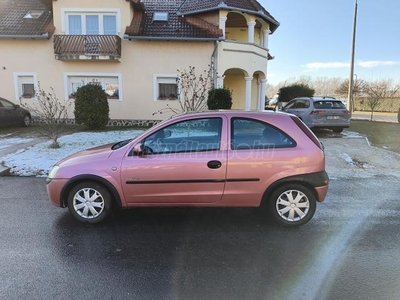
left=13, top=72, right=38, bottom=100
left=64, top=73, right=122, bottom=101
left=61, top=8, right=121, bottom=35
left=153, top=74, right=180, bottom=102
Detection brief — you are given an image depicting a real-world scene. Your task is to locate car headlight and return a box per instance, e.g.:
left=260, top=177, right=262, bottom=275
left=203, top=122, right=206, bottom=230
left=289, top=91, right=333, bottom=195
left=47, top=165, right=60, bottom=183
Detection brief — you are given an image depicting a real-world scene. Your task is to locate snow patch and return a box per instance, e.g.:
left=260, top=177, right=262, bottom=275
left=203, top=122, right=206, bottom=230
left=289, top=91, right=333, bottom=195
left=2, top=130, right=144, bottom=177
left=341, top=153, right=354, bottom=164
left=0, top=137, right=34, bottom=150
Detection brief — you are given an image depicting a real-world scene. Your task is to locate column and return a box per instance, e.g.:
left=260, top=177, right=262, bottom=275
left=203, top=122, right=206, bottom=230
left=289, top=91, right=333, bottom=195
left=220, top=16, right=227, bottom=39
left=263, top=29, right=271, bottom=49
left=217, top=75, right=224, bottom=88
left=247, top=21, right=256, bottom=43
left=244, top=76, right=253, bottom=110
left=259, top=79, right=267, bottom=110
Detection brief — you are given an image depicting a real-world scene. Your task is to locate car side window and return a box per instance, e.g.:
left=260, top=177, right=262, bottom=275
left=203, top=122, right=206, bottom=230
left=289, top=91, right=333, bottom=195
left=0, top=100, right=14, bottom=109
left=284, top=101, right=296, bottom=109
left=231, top=118, right=296, bottom=150
left=143, top=117, right=222, bottom=154
left=294, top=100, right=310, bottom=109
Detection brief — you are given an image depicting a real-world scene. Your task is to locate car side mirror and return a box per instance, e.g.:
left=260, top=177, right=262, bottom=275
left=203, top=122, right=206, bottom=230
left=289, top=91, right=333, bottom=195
left=14, top=105, right=20, bottom=109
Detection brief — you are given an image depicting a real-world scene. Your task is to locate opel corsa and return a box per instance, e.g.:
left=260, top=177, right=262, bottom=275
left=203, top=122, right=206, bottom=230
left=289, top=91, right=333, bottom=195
left=47, top=111, right=329, bottom=227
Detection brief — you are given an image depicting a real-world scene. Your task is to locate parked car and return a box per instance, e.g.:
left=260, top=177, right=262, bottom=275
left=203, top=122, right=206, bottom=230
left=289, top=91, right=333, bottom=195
left=0, top=97, right=31, bottom=127
left=47, top=111, right=329, bottom=227
left=281, top=97, right=350, bottom=133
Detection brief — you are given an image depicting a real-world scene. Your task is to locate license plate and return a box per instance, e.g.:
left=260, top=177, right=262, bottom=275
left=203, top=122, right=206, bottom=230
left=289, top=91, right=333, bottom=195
left=327, top=116, right=340, bottom=120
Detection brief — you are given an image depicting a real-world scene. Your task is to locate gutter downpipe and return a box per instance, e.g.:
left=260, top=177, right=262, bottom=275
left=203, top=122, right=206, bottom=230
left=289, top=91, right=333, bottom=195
left=211, top=40, right=221, bottom=89
left=0, top=33, right=49, bottom=39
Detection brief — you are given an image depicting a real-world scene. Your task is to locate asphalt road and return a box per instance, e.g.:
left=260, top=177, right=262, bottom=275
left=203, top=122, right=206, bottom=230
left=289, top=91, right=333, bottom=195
left=1, top=175, right=400, bottom=300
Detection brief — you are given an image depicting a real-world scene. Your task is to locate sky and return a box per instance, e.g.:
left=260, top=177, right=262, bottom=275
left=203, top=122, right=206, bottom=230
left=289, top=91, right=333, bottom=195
left=259, top=0, right=400, bottom=85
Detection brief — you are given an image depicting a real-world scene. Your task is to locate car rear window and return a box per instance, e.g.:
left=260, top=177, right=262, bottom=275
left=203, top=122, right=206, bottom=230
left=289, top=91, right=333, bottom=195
left=314, top=101, right=346, bottom=109
left=290, top=116, right=323, bottom=149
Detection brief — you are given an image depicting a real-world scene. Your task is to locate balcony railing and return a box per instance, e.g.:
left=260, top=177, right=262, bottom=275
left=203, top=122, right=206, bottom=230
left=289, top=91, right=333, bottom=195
left=54, top=35, right=121, bottom=61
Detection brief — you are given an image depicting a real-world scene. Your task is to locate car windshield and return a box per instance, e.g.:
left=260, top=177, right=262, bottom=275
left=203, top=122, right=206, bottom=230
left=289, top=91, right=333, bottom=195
left=314, top=101, right=346, bottom=109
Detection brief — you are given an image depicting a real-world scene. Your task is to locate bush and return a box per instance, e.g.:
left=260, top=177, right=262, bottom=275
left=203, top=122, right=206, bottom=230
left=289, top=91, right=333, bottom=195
left=278, top=84, right=315, bottom=103
left=207, top=88, right=232, bottom=110
left=74, top=84, right=109, bottom=129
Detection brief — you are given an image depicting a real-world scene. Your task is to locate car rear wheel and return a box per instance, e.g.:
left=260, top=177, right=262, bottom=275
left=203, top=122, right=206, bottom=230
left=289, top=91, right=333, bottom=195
left=333, top=128, right=343, bottom=133
left=67, top=181, right=111, bottom=224
left=269, top=184, right=316, bottom=227
left=23, top=115, right=31, bottom=127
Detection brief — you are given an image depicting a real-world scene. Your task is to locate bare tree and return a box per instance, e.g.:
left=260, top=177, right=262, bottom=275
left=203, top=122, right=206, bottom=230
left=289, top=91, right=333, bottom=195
left=363, top=79, right=399, bottom=121
left=312, top=77, right=342, bottom=97
left=154, top=66, right=213, bottom=116
left=23, top=84, right=71, bottom=148
left=335, top=79, right=368, bottom=111
left=268, top=76, right=342, bottom=99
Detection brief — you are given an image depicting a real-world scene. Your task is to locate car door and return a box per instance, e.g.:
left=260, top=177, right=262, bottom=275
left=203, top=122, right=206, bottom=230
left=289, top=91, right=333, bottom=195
left=0, top=99, right=19, bottom=125
left=120, top=116, right=228, bottom=205
left=0, top=100, right=5, bottom=126
left=293, top=100, right=310, bottom=120
left=222, top=117, right=297, bottom=206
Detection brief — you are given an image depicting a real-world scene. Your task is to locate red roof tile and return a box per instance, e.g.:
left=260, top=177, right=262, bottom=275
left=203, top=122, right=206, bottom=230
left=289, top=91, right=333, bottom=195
left=0, top=0, right=54, bottom=38
left=125, top=0, right=278, bottom=39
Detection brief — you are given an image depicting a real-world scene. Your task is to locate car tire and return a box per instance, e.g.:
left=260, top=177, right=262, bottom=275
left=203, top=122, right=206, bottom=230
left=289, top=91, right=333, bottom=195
left=67, top=181, right=112, bottom=224
left=23, top=114, right=31, bottom=127
left=333, top=128, right=343, bottom=133
left=269, top=184, right=316, bottom=227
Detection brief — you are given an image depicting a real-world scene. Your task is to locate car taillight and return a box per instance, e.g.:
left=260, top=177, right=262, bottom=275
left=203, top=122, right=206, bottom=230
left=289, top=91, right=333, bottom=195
left=342, top=110, right=350, bottom=114
left=310, top=110, right=326, bottom=115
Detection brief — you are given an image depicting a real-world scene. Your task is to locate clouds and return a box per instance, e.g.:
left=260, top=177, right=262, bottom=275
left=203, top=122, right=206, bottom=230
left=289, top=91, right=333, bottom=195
left=358, top=61, right=400, bottom=68
left=304, top=60, right=400, bottom=70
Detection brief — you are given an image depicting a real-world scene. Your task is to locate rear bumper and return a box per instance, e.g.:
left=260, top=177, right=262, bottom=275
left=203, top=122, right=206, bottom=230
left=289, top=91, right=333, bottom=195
left=309, top=119, right=350, bottom=128
left=315, top=185, right=329, bottom=203
left=303, top=171, right=329, bottom=202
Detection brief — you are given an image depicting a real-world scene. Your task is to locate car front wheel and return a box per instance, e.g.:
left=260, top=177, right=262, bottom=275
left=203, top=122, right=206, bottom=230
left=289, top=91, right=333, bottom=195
left=67, top=181, right=111, bottom=223
left=269, top=184, right=316, bottom=227
left=23, top=114, right=31, bottom=127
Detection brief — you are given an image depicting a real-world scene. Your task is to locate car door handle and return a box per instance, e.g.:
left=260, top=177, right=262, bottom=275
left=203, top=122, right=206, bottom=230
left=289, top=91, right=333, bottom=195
left=207, top=160, right=222, bottom=169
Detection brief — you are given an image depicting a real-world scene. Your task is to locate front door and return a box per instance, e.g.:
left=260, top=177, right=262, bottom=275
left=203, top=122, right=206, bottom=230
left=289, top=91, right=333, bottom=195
left=120, top=117, right=227, bottom=205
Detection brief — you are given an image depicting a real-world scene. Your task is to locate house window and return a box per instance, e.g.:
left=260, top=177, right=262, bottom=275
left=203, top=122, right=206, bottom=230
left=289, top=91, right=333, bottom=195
left=14, top=74, right=37, bottom=99
left=154, top=75, right=179, bottom=101
left=24, top=10, right=44, bottom=19
left=153, top=12, right=169, bottom=22
left=66, top=75, right=120, bottom=100
left=66, top=12, right=118, bottom=35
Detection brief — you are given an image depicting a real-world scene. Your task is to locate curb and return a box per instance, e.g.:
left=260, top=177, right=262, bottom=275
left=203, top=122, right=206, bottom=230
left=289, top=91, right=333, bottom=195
left=0, top=164, right=10, bottom=176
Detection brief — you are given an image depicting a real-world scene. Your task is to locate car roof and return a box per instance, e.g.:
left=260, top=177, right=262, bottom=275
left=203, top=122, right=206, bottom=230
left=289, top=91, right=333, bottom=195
left=171, top=109, right=291, bottom=120
left=292, top=96, right=337, bottom=102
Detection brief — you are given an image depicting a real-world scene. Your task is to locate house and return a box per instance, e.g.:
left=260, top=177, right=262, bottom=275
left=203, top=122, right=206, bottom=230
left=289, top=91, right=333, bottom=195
left=0, top=0, right=279, bottom=124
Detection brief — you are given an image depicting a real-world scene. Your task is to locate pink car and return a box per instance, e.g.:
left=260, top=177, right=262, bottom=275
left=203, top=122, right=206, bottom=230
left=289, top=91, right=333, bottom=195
left=47, top=111, right=329, bottom=227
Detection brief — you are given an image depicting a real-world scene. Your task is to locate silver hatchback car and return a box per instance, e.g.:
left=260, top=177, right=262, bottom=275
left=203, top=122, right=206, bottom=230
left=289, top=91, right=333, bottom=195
left=282, top=97, right=350, bottom=133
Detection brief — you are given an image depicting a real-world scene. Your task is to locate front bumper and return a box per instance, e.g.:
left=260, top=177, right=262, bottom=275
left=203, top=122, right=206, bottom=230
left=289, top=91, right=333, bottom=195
left=47, top=178, right=69, bottom=207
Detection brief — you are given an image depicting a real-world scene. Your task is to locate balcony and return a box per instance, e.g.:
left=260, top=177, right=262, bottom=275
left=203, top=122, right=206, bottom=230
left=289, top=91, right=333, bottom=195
left=217, top=40, right=269, bottom=73
left=54, top=35, right=121, bottom=61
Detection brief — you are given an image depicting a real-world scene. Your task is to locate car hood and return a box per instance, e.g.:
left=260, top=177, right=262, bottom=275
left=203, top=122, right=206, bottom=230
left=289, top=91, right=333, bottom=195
left=56, top=143, right=115, bottom=167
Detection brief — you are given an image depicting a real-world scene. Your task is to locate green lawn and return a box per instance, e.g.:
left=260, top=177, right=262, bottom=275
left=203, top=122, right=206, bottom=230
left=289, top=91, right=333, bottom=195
left=349, top=120, right=400, bottom=153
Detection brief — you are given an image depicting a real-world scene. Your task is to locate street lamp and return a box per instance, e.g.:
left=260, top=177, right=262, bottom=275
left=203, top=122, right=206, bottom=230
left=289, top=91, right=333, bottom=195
left=347, top=0, right=358, bottom=116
